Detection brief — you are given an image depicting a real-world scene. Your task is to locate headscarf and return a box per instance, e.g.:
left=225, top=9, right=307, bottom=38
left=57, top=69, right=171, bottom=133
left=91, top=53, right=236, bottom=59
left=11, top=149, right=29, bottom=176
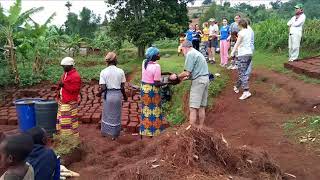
left=144, top=47, right=159, bottom=69
left=105, top=52, right=117, bottom=63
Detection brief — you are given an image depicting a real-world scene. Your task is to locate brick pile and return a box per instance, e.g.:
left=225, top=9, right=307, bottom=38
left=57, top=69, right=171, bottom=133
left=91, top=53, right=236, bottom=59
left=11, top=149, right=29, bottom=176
left=284, top=56, right=320, bottom=79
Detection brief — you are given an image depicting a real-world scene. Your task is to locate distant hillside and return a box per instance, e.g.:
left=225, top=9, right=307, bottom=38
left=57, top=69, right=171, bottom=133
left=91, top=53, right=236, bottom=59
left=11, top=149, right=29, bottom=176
left=187, top=5, right=210, bottom=19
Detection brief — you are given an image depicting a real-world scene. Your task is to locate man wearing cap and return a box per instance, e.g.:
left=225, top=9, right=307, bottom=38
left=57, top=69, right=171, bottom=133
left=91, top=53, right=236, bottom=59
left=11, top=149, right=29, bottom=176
left=287, top=3, right=306, bottom=62
left=208, top=18, right=219, bottom=64
left=178, top=41, right=209, bottom=130
left=56, top=57, right=82, bottom=137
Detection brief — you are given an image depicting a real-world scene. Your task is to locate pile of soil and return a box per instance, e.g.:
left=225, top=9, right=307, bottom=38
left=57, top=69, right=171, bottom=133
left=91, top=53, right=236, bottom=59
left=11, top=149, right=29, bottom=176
left=110, top=125, right=283, bottom=180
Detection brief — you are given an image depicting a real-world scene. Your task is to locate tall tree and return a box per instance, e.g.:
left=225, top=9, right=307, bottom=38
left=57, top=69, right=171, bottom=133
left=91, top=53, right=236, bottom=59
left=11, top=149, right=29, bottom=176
left=202, top=0, right=212, bottom=5
left=65, top=1, right=72, bottom=12
left=106, top=0, right=193, bottom=57
left=64, top=12, right=79, bottom=35
left=0, top=0, right=43, bottom=84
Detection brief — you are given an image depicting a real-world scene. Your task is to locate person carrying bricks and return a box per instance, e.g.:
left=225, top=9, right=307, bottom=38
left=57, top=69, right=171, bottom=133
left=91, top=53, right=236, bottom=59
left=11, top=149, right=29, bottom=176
left=178, top=41, right=209, bottom=130
left=56, top=57, right=82, bottom=137
left=97, top=52, right=128, bottom=141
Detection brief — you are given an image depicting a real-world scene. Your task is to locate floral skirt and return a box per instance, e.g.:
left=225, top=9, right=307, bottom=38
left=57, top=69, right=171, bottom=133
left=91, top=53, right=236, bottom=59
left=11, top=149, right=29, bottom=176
left=56, top=101, right=79, bottom=137
left=139, top=82, right=164, bottom=136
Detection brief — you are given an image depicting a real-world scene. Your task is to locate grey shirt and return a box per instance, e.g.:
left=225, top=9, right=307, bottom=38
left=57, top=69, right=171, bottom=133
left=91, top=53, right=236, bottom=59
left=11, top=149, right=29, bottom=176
left=184, top=48, right=209, bottom=80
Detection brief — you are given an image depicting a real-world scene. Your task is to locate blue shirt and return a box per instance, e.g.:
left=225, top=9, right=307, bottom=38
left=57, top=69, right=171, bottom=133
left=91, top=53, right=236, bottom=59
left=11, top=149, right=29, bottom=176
left=186, top=29, right=193, bottom=42
left=220, top=25, right=230, bottom=40
left=27, top=144, right=57, bottom=180
left=184, top=48, right=209, bottom=80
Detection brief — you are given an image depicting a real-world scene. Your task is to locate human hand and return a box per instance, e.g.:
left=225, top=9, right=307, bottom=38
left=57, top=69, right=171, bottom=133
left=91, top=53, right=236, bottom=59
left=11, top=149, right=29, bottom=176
left=230, top=51, right=235, bottom=57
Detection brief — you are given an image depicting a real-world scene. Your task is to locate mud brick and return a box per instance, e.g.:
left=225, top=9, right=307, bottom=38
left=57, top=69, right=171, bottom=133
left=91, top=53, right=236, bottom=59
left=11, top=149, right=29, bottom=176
left=127, top=122, right=138, bottom=133
left=121, top=115, right=129, bottom=121
left=130, top=102, right=138, bottom=108
left=130, top=112, right=139, bottom=116
left=87, top=108, right=96, bottom=113
left=77, top=112, right=84, bottom=119
left=0, top=112, right=7, bottom=116
left=0, top=117, right=8, bottom=125
left=8, top=117, right=17, bottom=125
left=91, top=113, right=101, bottom=123
left=82, top=115, right=92, bottom=123
left=130, top=116, right=139, bottom=122
left=92, top=103, right=100, bottom=108
left=121, top=120, right=129, bottom=129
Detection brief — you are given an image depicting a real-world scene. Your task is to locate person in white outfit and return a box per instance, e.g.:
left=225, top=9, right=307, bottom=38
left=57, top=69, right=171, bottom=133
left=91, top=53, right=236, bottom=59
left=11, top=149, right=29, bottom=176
left=287, top=3, right=306, bottom=62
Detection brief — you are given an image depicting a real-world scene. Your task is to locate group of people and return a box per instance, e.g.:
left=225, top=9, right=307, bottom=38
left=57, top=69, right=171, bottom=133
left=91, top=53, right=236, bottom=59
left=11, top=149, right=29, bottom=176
left=0, top=3, right=307, bottom=179
left=0, top=127, right=58, bottom=180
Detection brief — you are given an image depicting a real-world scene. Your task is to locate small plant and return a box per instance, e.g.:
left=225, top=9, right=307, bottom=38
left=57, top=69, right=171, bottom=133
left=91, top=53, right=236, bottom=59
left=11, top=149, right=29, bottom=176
left=53, top=134, right=80, bottom=157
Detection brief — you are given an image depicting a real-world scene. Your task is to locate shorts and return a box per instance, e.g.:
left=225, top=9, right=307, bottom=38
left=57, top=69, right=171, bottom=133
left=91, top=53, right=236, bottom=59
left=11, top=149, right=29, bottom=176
left=190, top=76, right=209, bottom=108
left=208, top=39, right=218, bottom=48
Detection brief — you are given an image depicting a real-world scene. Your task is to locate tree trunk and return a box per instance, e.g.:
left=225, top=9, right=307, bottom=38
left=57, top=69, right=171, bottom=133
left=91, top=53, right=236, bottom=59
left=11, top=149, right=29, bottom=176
left=137, top=46, right=145, bottom=58
left=7, top=36, right=20, bottom=84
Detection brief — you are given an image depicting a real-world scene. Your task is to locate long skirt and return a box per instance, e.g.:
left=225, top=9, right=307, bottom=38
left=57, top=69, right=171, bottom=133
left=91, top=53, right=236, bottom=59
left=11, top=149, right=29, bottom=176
left=101, top=90, right=122, bottom=138
left=139, top=82, right=164, bottom=137
left=56, top=101, right=79, bottom=137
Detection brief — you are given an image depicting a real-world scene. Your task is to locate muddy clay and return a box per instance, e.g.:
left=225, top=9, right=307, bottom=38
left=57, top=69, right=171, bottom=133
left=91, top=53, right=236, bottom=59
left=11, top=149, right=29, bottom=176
left=207, top=69, right=320, bottom=180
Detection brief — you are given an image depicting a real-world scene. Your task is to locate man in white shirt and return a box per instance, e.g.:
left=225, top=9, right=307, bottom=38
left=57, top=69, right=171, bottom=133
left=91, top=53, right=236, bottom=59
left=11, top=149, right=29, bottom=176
left=287, top=3, right=306, bottom=62
left=208, top=18, right=219, bottom=64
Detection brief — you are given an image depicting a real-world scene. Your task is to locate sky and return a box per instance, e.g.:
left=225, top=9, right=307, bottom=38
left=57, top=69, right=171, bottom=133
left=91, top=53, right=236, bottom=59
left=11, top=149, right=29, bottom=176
left=0, top=0, right=288, bottom=26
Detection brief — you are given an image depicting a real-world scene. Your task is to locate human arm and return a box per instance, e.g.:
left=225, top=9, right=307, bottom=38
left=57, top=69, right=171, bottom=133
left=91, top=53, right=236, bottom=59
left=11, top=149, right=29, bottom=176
left=291, top=15, right=306, bottom=27
left=230, top=32, right=243, bottom=57
left=121, top=83, right=128, bottom=101
left=62, top=75, right=81, bottom=94
left=287, top=16, right=295, bottom=26
left=97, top=71, right=106, bottom=97
left=178, top=71, right=191, bottom=81
left=153, top=64, right=168, bottom=87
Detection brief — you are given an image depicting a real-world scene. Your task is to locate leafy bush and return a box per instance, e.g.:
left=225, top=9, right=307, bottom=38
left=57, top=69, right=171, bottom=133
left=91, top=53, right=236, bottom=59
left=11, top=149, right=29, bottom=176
left=153, top=38, right=178, bottom=49
left=254, top=18, right=320, bottom=52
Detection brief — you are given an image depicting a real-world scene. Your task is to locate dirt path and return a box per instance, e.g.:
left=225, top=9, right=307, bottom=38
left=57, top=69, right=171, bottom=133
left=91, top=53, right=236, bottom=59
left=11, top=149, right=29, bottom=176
left=206, top=68, right=320, bottom=180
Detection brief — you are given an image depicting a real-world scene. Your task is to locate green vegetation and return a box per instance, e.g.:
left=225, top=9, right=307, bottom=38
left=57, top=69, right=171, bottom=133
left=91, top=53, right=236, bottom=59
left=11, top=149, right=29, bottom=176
left=131, top=50, right=228, bottom=125
left=284, top=116, right=320, bottom=150
left=53, top=134, right=80, bottom=156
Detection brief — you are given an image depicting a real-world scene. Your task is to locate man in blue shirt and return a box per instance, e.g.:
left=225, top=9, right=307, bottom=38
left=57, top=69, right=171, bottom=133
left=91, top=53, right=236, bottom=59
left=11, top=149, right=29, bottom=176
left=186, top=24, right=195, bottom=42
left=26, top=127, right=58, bottom=180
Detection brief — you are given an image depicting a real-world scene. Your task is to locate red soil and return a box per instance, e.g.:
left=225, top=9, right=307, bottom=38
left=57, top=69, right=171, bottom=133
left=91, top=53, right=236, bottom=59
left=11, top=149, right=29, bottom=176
left=206, top=69, right=320, bottom=180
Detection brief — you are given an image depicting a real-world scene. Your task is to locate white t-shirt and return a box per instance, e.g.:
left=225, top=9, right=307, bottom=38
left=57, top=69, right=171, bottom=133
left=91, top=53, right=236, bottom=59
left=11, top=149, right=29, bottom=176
left=209, top=24, right=219, bottom=36
left=99, top=65, right=126, bottom=89
left=238, top=28, right=253, bottom=56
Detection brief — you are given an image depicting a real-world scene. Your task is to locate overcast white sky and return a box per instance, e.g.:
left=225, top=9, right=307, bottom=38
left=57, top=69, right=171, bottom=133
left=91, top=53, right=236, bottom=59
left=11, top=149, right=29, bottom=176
left=0, top=0, right=286, bottom=26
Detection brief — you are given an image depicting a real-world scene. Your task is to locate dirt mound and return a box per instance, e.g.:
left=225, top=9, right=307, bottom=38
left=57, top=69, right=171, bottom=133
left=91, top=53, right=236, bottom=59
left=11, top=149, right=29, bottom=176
left=110, top=126, right=283, bottom=180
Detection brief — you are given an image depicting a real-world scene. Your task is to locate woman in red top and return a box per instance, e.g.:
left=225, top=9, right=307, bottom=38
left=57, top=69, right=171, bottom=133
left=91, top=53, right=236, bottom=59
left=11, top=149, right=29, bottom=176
left=56, top=57, right=82, bottom=137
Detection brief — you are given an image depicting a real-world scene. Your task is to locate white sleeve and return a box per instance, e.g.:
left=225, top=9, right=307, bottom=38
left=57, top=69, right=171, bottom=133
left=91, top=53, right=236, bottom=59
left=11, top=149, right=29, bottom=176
left=292, top=15, right=306, bottom=27
left=99, top=71, right=106, bottom=85
left=287, top=17, right=295, bottom=26
left=121, top=70, right=126, bottom=83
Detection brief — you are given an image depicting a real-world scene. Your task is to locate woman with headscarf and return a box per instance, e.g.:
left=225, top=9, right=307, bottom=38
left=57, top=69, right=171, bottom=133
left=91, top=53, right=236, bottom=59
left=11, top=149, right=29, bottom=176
left=97, top=52, right=127, bottom=140
left=56, top=57, right=82, bottom=137
left=140, top=47, right=168, bottom=137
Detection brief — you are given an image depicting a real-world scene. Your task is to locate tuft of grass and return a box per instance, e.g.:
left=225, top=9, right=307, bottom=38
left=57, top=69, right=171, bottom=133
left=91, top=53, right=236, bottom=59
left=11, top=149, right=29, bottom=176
left=53, top=134, right=81, bottom=156
left=284, top=116, right=320, bottom=150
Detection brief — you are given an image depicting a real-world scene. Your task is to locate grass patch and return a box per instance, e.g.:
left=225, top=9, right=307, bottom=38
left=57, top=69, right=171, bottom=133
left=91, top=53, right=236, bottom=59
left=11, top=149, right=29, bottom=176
left=131, top=50, right=228, bottom=125
left=53, top=134, right=81, bottom=157
left=284, top=116, right=320, bottom=150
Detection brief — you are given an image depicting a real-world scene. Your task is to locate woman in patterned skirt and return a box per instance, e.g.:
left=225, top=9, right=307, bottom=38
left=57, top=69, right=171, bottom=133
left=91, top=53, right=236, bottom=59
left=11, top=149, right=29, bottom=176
left=56, top=57, right=82, bottom=137
left=140, top=47, right=169, bottom=137
left=97, top=52, right=128, bottom=140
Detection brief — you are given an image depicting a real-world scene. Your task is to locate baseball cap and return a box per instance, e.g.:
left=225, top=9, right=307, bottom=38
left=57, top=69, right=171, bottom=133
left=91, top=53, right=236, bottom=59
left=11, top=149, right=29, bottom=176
left=294, top=3, right=304, bottom=9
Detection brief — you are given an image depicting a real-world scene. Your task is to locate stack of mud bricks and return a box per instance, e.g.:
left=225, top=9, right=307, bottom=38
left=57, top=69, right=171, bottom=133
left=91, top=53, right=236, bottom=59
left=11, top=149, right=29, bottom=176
left=284, top=57, right=320, bottom=79
left=0, top=107, right=18, bottom=125
left=77, top=85, right=102, bottom=124
left=121, top=83, right=141, bottom=133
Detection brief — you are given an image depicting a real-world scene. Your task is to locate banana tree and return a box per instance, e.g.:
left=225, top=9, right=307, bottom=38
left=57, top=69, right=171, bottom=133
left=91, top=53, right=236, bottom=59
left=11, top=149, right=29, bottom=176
left=63, top=34, right=83, bottom=57
left=0, top=0, right=44, bottom=84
